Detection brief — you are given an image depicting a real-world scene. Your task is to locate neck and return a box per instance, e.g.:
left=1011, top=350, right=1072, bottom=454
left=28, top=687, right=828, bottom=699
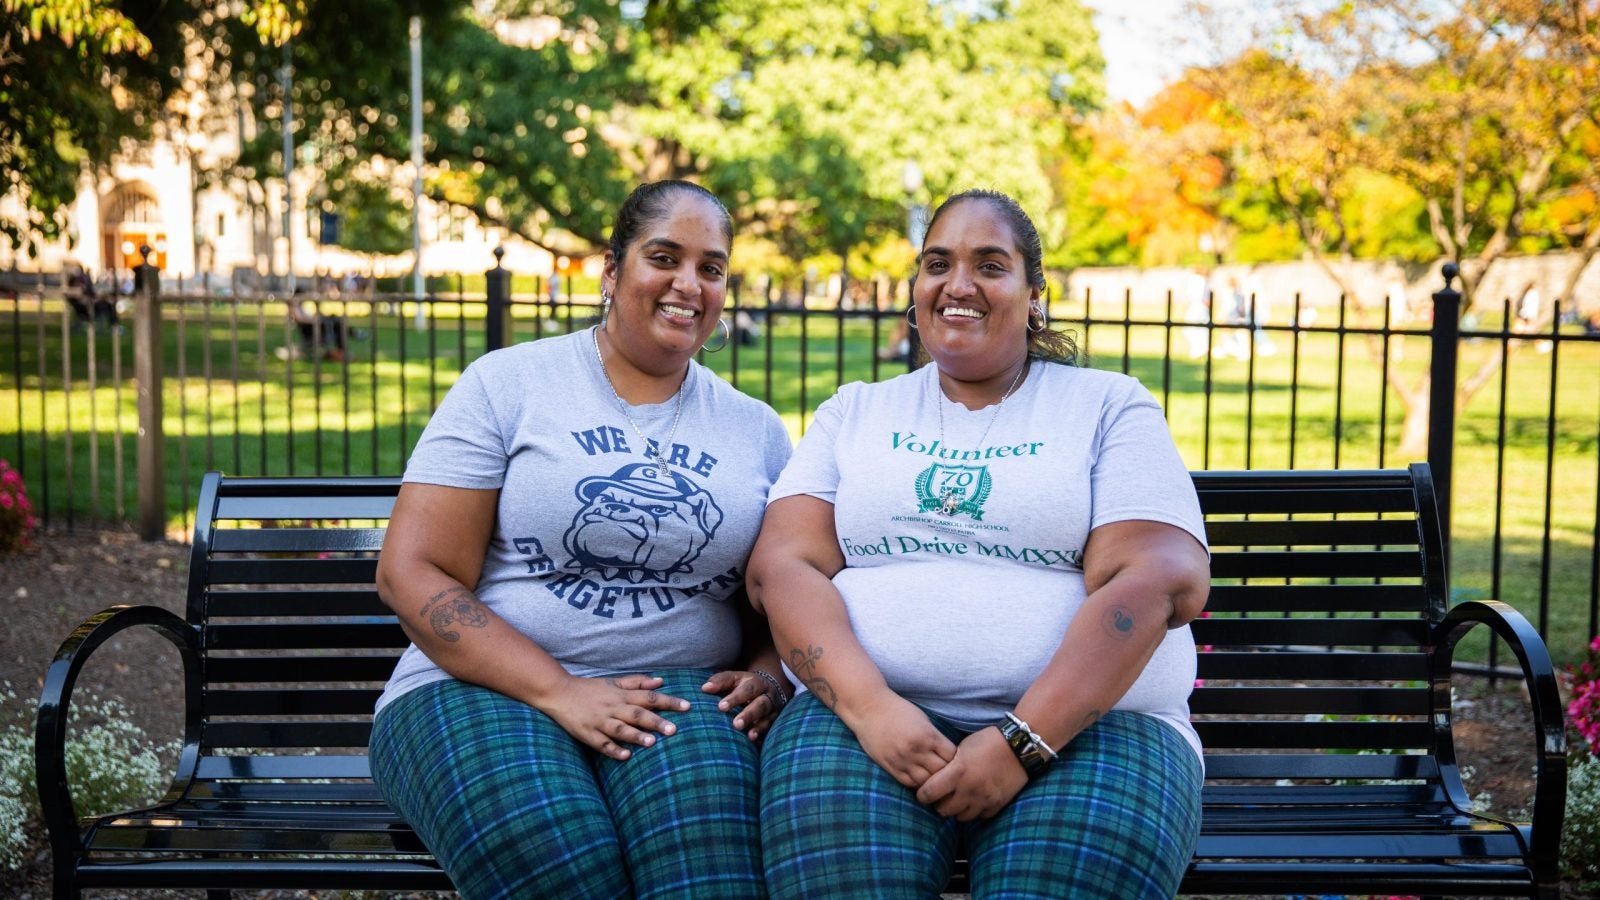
left=595, top=324, right=689, bottom=404
left=937, top=356, right=1029, bottom=411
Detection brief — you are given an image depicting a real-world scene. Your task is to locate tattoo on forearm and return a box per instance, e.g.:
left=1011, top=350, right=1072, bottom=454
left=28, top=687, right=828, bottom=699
left=1081, top=709, right=1102, bottom=730
left=787, top=644, right=837, bottom=708
left=418, top=586, right=489, bottom=642
left=1103, top=606, right=1136, bottom=640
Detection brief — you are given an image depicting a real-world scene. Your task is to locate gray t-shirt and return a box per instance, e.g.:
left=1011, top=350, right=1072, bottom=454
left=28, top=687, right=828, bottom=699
left=769, top=362, right=1206, bottom=758
left=377, top=327, right=792, bottom=713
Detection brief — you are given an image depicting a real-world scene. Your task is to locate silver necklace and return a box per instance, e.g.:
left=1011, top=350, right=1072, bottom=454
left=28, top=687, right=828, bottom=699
left=934, top=360, right=1028, bottom=515
left=592, top=325, right=687, bottom=477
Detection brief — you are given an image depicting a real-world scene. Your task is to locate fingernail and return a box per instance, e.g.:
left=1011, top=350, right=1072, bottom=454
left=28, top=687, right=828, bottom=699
left=663, top=723, right=676, bottom=736
left=680, top=700, right=691, bottom=710
left=718, top=700, right=729, bottom=711
left=643, top=735, right=655, bottom=746
left=703, top=681, right=715, bottom=690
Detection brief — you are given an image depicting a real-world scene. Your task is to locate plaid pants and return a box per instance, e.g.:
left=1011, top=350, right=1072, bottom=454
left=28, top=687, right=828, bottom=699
left=760, top=693, right=1202, bottom=899
left=370, top=670, right=764, bottom=900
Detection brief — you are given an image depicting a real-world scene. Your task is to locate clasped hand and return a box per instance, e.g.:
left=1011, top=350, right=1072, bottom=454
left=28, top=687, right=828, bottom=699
left=852, top=693, right=1027, bottom=821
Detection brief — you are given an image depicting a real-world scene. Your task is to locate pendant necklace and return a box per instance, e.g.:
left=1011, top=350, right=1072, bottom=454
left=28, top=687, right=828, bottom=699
left=592, top=325, right=687, bottom=477
left=933, top=359, right=1028, bottom=516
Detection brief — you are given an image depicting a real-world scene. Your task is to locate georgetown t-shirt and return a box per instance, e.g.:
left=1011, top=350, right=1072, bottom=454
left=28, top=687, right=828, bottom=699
left=769, top=362, right=1206, bottom=758
left=376, top=328, right=792, bottom=714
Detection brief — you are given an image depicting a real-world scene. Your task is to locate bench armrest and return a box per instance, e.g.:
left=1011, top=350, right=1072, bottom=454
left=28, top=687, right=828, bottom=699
left=1433, top=599, right=1566, bottom=883
left=34, top=605, right=202, bottom=860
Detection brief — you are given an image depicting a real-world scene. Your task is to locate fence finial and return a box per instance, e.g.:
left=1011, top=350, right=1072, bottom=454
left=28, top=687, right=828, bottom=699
left=493, top=245, right=505, bottom=267
left=139, top=244, right=152, bottom=265
left=1440, top=262, right=1458, bottom=290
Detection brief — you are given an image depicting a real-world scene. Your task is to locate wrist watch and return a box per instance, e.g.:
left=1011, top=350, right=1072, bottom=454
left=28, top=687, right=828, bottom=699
left=996, top=712, right=1057, bottom=778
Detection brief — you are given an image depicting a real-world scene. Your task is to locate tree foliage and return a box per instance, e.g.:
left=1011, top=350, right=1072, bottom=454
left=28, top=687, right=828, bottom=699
left=0, top=0, right=192, bottom=251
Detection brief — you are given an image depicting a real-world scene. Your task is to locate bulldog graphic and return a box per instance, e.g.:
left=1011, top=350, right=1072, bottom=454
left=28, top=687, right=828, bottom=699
left=564, top=463, right=724, bottom=583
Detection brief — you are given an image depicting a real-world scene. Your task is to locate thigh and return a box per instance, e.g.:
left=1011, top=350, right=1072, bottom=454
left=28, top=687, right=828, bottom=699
left=967, top=711, right=1203, bottom=900
left=595, top=668, right=765, bottom=900
left=369, top=678, right=630, bottom=900
left=760, top=692, right=958, bottom=900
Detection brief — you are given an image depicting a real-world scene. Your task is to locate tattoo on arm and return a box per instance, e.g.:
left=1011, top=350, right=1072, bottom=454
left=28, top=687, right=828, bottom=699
left=418, top=586, right=490, bottom=642
left=1080, top=709, right=1102, bottom=730
left=788, top=644, right=838, bottom=708
left=1103, top=606, right=1137, bottom=640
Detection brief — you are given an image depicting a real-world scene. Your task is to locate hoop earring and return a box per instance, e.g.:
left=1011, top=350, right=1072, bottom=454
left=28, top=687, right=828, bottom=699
left=905, top=306, right=919, bottom=330
left=702, top=317, right=731, bottom=353
left=1027, top=311, right=1046, bottom=334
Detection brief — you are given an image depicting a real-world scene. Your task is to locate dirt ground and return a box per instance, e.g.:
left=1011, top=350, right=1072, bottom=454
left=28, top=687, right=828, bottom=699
left=0, top=527, right=1579, bottom=898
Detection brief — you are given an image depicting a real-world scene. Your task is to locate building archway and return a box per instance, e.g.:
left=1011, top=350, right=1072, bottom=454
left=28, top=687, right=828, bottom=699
left=101, top=182, right=168, bottom=287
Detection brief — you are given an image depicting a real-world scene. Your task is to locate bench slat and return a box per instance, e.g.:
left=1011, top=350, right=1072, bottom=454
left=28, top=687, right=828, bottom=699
left=1210, top=549, right=1421, bottom=579
left=1204, top=518, right=1420, bottom=547
left=1191, top=616, right=1430, bottom=647
left=1195, top=720, right=1432, bottom=750
left=207, top=688, right=383, bottom=717
left=206, top=655, right=400, bottom=683
left=206, top=557, right=379, bottom=585
left=205, top=721, right=373, bottom=749
left=214, top=493, right=397, bottom=520
left=205, top=622, right=405, bottom=650
left=1195, top=651, right=1430, bottom=681
left=1202, top=752, right=1441, bottom=780
left=206, top=590, right=390, bottom=617
left=1189, top=686, right=1429, bottom=716
left=1206, top=583, right=1425, bottom=613
left=211, top=527, right=388, bottom=553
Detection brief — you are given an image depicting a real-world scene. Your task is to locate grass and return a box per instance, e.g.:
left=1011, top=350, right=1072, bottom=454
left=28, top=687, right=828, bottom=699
left=4, top=291, right=1598, bottom=665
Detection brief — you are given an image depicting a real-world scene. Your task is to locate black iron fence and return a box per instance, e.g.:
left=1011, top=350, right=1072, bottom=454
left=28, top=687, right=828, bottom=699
left=4, top=258, right=1598, bottom=664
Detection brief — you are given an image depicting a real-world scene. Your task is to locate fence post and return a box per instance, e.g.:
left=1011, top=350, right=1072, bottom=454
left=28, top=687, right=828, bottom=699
left=1427, top=262, right=1462, bottom=558
left=485, top=246, right=510, bottom=352
left=133, top=245, right=166, bottom=540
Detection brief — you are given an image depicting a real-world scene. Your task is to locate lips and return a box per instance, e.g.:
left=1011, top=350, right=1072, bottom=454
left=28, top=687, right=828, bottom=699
left=659, top=303, right=699, bottom=322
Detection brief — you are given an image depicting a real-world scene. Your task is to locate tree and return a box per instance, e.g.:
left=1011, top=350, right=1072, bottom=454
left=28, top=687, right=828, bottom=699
left=1185, top=0, right=1600, bottom=457
left=0, top=0, right=192, bottom=251
left=220, top=0, right=1106, bottom=271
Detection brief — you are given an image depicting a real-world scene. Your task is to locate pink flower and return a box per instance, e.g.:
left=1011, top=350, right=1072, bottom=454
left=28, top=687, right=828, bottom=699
left=0, top=493, right=12, bottom=510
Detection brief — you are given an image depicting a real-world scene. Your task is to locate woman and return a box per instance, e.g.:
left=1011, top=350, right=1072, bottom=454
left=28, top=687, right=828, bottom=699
left=370, top=180, right=792, bottom=899
left=750, top=189, right=1209, bottom=898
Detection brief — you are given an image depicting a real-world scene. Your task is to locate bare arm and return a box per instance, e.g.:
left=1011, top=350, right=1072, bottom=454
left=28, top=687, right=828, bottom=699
left=747, top=495, right=956, bottom=787
left=376, top=482, right=687, bottom=760
left=918, top=519, right=1209, bottom=819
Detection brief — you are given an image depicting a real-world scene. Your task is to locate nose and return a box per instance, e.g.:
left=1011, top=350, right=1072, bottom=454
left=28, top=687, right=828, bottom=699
left=944, top=265, right=977, bottom=299
left=672, top=265, right=702, bottom=297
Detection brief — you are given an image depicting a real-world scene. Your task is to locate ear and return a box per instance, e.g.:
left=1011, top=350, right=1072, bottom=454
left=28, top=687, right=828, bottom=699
left=601, top=251, right=618, bottom=296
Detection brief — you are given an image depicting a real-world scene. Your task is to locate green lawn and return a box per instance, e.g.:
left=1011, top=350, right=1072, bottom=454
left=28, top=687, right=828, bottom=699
left=4, top=293, right=1597, bottom=664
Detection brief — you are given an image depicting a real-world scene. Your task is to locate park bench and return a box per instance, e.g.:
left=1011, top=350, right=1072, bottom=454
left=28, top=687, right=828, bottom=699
left=36, top=465, right=1567, bottom=898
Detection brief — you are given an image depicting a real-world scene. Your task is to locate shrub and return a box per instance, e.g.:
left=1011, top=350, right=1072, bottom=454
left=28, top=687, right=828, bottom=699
left=0, top=682, right=177, bottom=871
left=0, top=459, right=38, bottom=555
left=1569, top=635, right=1600, bottom=756
left=1564, top=755, right=1600, bottom=887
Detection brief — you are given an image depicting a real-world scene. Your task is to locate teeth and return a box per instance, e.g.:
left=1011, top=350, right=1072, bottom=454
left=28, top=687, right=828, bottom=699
left=941, top=307, right=983, bottom=319
left=660, top=305, right=697, bottom=320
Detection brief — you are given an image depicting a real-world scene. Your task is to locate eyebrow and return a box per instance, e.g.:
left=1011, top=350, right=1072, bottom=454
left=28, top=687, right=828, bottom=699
left=641, top=237, right=729, bottom=262
left=922, top=245, right=1014, bottom=258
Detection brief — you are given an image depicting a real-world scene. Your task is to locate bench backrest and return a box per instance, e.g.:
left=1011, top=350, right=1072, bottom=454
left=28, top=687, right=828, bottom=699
left=186, top=465, right=1447, bottom=785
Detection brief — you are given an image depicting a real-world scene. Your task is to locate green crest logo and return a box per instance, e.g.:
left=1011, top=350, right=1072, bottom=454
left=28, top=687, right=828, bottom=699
left=915, top=464, right=992, bottom=519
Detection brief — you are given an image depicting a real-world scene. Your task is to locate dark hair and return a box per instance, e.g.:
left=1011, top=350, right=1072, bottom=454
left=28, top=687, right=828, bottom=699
left=608, top=180, right=734, bottom=268
left=922, top=189, right=1078, bottom=366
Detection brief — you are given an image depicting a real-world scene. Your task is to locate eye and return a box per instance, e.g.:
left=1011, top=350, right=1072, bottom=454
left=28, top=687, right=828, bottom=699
left=650, top=253, right=677, bottom=266
left=648, top=504, right=673, bottom=516
left=701, top=263, right=725, bottom=278
left=923, top=258, right=948, bottom=273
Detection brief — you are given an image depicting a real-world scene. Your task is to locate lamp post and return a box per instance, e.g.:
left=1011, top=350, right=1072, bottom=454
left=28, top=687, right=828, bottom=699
left=902, top=161, right=927, bottom=249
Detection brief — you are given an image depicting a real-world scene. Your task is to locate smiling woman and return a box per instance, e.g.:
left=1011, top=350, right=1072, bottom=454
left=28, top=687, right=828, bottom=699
left=365, top=180, right=793, bottom=899
left=749, top=188, right=1212, bottom=899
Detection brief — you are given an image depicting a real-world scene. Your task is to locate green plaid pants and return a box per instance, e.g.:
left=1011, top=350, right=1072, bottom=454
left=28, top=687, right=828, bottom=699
left=760, top=692, right=1202, bottom=899
left=370, top=671, right=765, bottom=899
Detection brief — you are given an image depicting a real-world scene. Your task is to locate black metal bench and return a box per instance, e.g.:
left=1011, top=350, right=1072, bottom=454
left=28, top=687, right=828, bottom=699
left=36, top=465, right=1567, bottom=898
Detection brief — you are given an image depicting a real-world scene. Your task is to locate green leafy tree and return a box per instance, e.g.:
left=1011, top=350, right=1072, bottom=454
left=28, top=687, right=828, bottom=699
left=0, top=0, right=192, bottom=251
